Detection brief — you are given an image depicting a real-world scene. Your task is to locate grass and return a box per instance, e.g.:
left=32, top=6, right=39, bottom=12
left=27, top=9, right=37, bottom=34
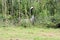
left=0, top=27, right=60, bottom=40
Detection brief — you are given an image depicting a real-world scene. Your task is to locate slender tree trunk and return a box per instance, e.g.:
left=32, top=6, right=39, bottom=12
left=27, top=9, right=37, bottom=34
left=2, top=0, right=7, bottom=26
left=11, top=0, right=15, bottom=25
left=2, top=0, right=4, bottom=17
left=11, top=0, right=14, bottom=16
left=2, top=0, right=6, bottom=18
left=25, top=4, right=28, bottom=18
left=18, top=0, right=20, bottom=19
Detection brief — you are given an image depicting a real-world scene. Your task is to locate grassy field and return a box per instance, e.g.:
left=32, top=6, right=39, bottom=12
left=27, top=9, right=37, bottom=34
left=0, top=27, right=60, bottom=40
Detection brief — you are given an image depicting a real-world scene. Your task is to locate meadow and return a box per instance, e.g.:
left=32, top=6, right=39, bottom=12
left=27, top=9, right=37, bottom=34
left=0, top=27, right=60, bottom=40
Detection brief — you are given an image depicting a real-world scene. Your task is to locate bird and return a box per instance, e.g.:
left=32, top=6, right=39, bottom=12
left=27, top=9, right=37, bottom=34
left=30, top=7, right=34, bottom=15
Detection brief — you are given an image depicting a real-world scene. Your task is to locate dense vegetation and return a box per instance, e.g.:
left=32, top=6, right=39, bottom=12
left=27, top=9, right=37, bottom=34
left=0, top=0, right=60, bottom=28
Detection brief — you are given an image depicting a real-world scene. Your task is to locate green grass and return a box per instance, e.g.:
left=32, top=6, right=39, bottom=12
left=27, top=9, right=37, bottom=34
left=0, top=27, right=60, bottom=40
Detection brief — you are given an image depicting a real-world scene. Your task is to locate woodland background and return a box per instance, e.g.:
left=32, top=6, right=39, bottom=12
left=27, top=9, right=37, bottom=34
left=0, top=0, right=60, bottom=28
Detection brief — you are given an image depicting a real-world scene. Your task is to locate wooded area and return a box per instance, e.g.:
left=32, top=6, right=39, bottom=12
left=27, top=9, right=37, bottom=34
left=0, top=0, right=60, bottom=28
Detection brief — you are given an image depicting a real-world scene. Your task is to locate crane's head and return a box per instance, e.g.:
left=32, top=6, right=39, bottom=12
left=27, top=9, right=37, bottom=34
left=30, top=7, right=34, bottom=10
left=30, top=7, right=34, bottom=15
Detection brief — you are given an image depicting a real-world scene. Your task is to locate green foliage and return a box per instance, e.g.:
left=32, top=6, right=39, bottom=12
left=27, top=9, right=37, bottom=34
left=0, top=0, right=60, bottom=28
